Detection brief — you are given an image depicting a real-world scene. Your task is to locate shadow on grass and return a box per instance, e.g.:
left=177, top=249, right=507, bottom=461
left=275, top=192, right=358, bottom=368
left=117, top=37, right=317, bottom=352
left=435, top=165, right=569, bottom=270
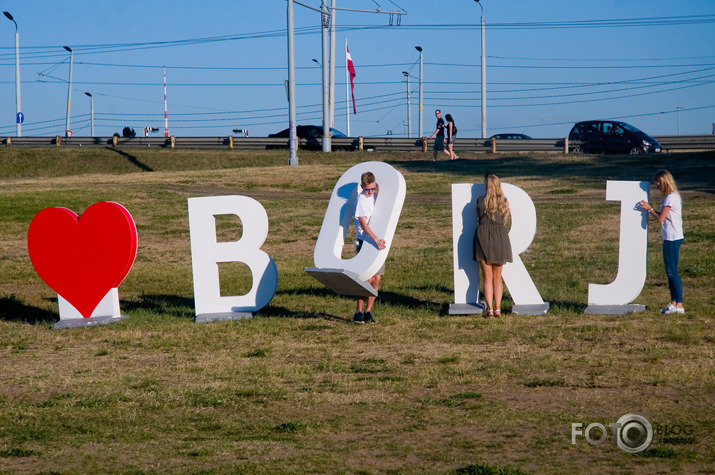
left=259, top=304, right=345, bottom=322
left=107, top=147, right=154, bottom=172
left=387, top=151, right=715, bottom=194
left=278, top=287, right=442, bottom=313
left=121, top=294, right=195, bottom=320
left=548, top=299, right=588, bottom=314
left=0, top=295, right=57, bottom=324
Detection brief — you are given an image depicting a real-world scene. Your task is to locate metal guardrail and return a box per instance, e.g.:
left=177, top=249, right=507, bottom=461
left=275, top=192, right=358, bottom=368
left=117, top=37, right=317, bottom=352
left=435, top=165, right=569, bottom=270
left=3, top=134, right=715, bottom=153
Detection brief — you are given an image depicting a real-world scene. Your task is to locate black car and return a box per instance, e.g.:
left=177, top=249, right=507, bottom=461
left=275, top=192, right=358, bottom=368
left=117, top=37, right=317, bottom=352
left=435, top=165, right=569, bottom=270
left=568, top=120, right=661, bottom=155
left=484, top=133, right=532, bottom=146
left=268, top=125, right=348, bottom=139
left=268, top=125, right=352, bottom=150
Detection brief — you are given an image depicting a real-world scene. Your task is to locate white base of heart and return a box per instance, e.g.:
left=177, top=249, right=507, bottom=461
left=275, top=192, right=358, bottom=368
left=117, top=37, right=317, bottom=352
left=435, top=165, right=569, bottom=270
left=55, top=288, right=126, bottom=328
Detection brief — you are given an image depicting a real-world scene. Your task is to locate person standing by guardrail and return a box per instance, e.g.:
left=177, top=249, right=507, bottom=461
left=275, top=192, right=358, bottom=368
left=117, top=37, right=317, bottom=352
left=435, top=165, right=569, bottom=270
left=429, top=109, right=446, bottom=162
left=445, top=113, right=458, bottom=160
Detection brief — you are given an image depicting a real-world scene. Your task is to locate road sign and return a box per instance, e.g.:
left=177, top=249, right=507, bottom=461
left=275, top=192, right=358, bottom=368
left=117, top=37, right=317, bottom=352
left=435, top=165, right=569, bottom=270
left=16, top=112, right=24, bottom=124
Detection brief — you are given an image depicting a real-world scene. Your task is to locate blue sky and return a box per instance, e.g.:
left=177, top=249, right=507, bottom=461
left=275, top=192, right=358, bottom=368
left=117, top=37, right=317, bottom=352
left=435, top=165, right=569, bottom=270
left=1, top=0, right=714, bottom=138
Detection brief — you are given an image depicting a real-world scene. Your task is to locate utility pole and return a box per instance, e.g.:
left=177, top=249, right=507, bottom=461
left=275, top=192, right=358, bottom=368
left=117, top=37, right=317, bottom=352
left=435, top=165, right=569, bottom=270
left=288, top=1, right=406, bottom=156
left=475, top=0, right=487, bottom=139
left=329, top=0, right=336, bottom=129
left=287, top=0, right=299, bottom=165
left=321, top=0, right=331, bottom=152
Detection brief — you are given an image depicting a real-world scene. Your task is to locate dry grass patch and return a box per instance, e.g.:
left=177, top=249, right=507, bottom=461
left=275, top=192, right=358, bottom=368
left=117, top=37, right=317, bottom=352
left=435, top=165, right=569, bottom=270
left=0, top=150, right=713, bottom=473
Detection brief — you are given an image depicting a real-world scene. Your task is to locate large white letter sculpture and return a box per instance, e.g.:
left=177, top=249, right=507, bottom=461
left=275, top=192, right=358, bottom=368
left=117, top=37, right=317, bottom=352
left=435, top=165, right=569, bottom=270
left=585, top=181, right=649, bottom=314
left=188, top=195, right=278, bottom=323
left=306, top=161, right=406, bottom=296
left=450, top=183, right=549, bottom=315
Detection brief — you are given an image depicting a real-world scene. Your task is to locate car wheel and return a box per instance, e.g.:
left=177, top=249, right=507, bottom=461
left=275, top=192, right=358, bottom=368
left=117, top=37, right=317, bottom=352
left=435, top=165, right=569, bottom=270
left=572, top=146, right=584, bottom=155
left=629, top=146, right=645, bottom=155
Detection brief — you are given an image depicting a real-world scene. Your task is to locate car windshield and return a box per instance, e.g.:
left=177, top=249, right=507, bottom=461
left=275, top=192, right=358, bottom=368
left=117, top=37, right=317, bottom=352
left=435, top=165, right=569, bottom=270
left=619, top=123, right=641, bottom=133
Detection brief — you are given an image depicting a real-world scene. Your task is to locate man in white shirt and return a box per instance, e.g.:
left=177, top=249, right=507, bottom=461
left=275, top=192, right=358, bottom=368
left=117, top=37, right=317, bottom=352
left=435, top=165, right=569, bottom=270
left=353, top=171, right=386, bottom=323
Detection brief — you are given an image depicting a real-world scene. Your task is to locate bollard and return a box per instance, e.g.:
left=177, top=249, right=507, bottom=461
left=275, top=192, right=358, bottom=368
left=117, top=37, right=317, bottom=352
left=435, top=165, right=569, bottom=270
left=491, top=137, right=496, bottom=154
left=228, top=135, right=234, bottom=150
left=112, top=135, right=118, bottom=147
left=170, top=136, right=176, bottom=149
left=563, top=138, right=569, bottom=154
left=422, top=136, right=427, bottom=153
left=358, top=136, right=364, bottom=151
left=56, top=136, right=62, bottom=147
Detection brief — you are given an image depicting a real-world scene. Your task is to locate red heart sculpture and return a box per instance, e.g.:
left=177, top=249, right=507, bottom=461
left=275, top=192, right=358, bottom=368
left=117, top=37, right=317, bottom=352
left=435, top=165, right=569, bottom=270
left=28, top=202, right=138, bottom=319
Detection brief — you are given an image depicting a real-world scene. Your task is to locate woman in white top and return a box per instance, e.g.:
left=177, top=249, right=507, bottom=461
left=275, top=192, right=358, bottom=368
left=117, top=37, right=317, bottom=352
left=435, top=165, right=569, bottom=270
left=639, top=170, right=685, bottom=314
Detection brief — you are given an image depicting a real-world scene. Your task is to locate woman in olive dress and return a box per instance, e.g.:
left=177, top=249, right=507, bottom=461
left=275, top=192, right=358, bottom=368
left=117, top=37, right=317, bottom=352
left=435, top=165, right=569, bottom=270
left=474, top=174, right=513, bottom=316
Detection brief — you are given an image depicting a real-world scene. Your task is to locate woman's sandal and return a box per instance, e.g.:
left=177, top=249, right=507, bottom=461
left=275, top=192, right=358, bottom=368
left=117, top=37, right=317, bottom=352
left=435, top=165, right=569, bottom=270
left=487, top=310, right=494, bottom=317
left=494, top=309, right=501, bottom=316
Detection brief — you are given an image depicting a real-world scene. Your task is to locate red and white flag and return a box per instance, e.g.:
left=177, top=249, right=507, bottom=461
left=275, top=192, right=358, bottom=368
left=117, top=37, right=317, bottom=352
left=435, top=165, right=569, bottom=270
left=346, top=42, right=357, bottom=115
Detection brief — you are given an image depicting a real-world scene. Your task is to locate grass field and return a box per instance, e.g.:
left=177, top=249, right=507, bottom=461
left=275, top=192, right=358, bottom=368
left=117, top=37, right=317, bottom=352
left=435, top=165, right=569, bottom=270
left=0, top=147, right=713, bottom=474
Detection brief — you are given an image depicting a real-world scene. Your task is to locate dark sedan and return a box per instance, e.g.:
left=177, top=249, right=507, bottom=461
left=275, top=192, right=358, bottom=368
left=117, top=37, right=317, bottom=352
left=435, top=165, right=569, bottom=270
left=268, top=125, right=348, bottom=139
left=484, top=133, right=532, bottom=146
left=268, top=125, right=352, bottom=150
left=568, top=120, right=661, bottom=155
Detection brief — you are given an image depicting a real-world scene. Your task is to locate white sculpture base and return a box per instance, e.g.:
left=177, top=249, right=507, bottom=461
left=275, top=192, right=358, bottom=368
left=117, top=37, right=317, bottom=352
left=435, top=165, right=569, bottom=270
left=512, top=303, right=550, bottom=315
left=54, top=288, right=127, bottom=329
left=195, top=312, right=253, bottom=323
left=448, top=302, right=486, bottom=315
left=584, top=304, right=645, bottom=315
left=305, top=267, right=377, bottom=297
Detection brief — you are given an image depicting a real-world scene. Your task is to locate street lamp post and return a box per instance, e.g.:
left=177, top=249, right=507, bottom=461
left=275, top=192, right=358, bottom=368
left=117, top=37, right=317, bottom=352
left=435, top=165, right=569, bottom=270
left=3, top=12, right=21, bottom=137
left=84, top=92, right=94, bottom=137
left=64, top=46, right=74, bottom=137
left=403, top=71, right=411, bottom=138
left=475, top=0, right=486, bottom=139
left=415, top=46, right=423, bottom=138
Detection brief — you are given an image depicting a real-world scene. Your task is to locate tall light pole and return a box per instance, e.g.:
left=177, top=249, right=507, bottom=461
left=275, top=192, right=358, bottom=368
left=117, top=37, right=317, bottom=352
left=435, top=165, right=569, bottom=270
left=3, top=12, right=21, bottom=136
left=403, top=71, right=411, bottom=138
left=475, top=0, right=486, bottom=139
left=84, top=92, right=94, bottom=137
left=287, top=0, right=298, bottom=165
left=64, top=46, right=74, bottom=137
left=415, top=46, right=423, bottom=138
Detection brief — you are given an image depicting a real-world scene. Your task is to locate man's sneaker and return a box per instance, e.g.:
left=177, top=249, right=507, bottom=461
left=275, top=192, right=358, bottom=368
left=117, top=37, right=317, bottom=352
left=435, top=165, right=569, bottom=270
left=663, top=305, right=685, bottom=314
left=364, top=311, right=375, bottom=324
left=353, top=311, right=364, bottom=324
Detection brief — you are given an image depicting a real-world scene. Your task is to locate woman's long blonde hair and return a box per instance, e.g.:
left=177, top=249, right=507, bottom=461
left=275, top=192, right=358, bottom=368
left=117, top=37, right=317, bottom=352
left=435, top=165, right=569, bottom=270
left=654, top=169, right=678, bottom=196
left=482, top=173, right=509, bottom=220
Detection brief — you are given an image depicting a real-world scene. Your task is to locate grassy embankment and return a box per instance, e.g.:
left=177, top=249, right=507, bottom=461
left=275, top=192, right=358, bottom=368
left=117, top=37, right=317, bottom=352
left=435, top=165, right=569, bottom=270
left=0, top=147, right=713, bottom=473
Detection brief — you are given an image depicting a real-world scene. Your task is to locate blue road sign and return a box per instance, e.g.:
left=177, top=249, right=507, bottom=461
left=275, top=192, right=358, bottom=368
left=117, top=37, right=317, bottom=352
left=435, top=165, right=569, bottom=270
left=16, top=112, right=24, bottom=124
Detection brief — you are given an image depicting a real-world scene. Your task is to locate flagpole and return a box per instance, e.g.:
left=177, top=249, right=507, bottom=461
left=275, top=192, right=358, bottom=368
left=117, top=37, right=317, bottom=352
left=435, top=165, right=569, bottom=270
left=345, top=38, right=350, bottom=137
